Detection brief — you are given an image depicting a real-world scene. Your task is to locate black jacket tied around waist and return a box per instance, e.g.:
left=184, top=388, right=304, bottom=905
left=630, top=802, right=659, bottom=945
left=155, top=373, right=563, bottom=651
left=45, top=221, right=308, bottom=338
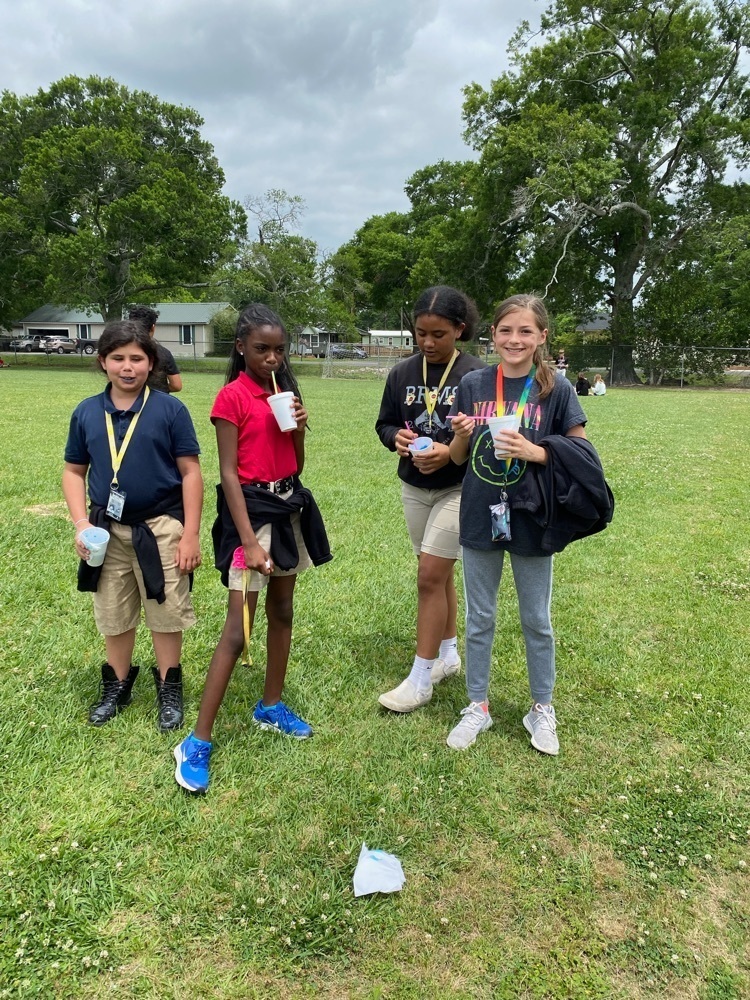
left=212, top=480, right=332, bottom=587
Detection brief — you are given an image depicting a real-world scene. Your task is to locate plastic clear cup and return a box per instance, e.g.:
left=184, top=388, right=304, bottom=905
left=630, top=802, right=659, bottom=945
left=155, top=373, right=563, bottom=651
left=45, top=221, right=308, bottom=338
left=268, top=391, right=297, bottom=432
left=79, top=526, right=110, bottom=567
left=407, top=436, right=434, bottom=455
left=486, top=415, right=520, bottom=458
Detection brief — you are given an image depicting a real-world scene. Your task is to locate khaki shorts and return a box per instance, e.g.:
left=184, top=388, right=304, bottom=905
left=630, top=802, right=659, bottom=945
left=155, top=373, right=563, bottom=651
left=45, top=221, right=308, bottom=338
left=228, top=514, right=312, bottom=592
left=92, top=515, right=196, bottom=635
left=401, top=482, right=462, bottom=560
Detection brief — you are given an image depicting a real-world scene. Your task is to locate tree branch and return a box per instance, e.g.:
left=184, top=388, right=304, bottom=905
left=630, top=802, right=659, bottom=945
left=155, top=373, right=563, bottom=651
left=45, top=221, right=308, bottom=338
left=579, top=199, right=652, bottom=225
left=544, top=215, right=586, bottom=296
left=574, top=47, right=636, bottom=83
left=586, top=13, right=636, bottom=77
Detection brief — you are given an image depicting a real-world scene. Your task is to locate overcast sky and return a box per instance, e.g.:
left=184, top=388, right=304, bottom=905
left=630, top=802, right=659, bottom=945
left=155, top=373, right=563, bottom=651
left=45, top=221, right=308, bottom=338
left=0, top=0, right=541, bottom=252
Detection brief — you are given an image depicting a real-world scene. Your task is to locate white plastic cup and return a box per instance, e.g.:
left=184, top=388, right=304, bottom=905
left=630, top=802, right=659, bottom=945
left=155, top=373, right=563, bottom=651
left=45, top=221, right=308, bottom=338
left=407, top=436, right=434, bottom=455
left=268, top=391, right=297, bottom=432
left=79, top=526, right=110, bottom=567
left=486, top=415, right=520, bottom=458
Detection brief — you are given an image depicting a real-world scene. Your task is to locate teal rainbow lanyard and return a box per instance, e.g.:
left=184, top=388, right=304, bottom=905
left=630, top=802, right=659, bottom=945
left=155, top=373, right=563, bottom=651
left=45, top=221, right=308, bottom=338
left=496, top=364, right=536, bottom=475
left=496, top=363, right=536, bottom=420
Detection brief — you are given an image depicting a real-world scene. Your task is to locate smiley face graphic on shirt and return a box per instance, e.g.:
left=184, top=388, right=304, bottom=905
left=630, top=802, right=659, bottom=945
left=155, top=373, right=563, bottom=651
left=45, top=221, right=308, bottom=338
left=471, top=427, right=525, bottom=486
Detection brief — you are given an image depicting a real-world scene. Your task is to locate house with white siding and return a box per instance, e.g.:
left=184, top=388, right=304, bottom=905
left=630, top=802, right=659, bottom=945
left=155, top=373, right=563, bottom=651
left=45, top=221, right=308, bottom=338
left=361, top=329, right=413, bottom=349
left=18, top=303, right=236, bottom=358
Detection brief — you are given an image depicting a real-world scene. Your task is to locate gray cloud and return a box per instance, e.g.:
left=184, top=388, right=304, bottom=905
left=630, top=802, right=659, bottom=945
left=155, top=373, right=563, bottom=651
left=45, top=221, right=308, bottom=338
left=1, top=0, right=537, bottom=250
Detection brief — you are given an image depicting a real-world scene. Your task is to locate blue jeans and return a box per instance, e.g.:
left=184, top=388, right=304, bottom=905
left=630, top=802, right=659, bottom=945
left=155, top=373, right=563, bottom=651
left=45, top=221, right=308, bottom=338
left=462, top=547, right=555, bottom=705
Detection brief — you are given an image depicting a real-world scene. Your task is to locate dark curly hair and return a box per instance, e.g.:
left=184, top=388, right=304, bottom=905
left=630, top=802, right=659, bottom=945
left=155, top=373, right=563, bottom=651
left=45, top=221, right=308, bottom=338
left=128, top=305, right=159, bottom=333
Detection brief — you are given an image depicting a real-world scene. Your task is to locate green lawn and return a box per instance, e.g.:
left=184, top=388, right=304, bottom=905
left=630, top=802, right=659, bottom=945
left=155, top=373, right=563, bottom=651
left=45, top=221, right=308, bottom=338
left=1, top=369, right=748, bottom=999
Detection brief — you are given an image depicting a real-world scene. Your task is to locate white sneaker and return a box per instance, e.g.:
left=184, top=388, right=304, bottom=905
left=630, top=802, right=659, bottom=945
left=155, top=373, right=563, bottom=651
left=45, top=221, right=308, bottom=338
left=523, top=703, right=559, bottom=756
left=378, top=678, right=433, bottom=713
left=446, top=702, right=493, bottom=750
left=432, top=655, right=461, bottom=685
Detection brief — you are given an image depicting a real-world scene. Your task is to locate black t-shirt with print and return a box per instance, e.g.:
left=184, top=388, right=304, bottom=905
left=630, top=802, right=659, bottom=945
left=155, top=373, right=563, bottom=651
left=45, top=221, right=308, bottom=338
left=450, top=367, right=587, bottom=555
left=376, top=350, right=485, bottom=490
left=147, top=342, right=180, bottom=394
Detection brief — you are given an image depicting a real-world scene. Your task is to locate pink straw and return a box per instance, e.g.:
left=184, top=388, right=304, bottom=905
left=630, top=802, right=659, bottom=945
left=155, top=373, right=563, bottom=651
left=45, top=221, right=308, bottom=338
left=446, top=414, right=484, bottom=421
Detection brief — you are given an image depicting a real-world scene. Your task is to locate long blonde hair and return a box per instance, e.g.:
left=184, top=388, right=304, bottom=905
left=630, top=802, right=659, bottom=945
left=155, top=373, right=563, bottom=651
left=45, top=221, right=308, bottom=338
left=493, top=294, right=556, bottom=400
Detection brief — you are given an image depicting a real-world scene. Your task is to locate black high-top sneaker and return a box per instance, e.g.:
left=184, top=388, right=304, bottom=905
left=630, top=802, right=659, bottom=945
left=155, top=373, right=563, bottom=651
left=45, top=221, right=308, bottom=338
left=88, top=663, right=140, bottom=726
left=152, top=665, right=184, bottom=732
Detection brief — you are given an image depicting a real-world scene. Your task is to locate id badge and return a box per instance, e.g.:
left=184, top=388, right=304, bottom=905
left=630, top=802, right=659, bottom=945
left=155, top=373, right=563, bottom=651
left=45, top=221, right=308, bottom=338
left=106, top=487, right=126, bottom=521
left=490, top=491, right=511, bottom=542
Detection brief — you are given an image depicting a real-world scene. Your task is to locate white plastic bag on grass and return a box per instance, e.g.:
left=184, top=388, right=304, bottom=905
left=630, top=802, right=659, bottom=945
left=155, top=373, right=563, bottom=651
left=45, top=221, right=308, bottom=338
left=353, top=842, right=405, bottom=897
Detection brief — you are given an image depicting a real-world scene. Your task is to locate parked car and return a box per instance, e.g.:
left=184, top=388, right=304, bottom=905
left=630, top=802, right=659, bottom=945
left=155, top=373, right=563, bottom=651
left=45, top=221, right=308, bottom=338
left=9, top=334, right=50, bottom=352
left=43, top=336, right=79, bottom=354
left=76, top=338, right=99, bottom=355
left=329, top=344, right=367, bottom=359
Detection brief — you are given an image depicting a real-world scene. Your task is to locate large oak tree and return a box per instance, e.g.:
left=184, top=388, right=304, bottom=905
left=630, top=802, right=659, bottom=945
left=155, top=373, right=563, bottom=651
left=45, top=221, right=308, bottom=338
left=0, top=76, right=244, bottom=325
left=463, top=0, right=750, bottom=380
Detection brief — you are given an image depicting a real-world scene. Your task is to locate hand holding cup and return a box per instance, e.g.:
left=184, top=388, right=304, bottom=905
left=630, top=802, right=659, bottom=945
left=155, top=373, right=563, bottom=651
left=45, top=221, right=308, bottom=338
left=77, top=526, right=110, bottom=567
left=394, top=428, right=417, bottom=457
left=487, top=415, right=521, bottom=458
left=292, top=397, right=308, bottom=431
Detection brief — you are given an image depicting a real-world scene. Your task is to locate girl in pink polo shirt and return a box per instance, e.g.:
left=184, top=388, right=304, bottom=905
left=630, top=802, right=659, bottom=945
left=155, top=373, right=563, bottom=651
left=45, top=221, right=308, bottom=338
left=174, top=304, right=331, bottom=792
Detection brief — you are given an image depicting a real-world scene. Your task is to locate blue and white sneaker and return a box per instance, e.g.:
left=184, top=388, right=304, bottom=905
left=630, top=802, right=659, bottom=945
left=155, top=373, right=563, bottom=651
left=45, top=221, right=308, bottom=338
left=252, top=700, right=313, bottom=739
left=174, top=731, right=213, bottom=793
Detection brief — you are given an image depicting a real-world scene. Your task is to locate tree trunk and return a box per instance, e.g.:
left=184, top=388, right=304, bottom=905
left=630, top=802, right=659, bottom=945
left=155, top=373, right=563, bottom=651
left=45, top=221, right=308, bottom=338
left=100, top=255, right=131, bottom=321
left=608, top=253, right=642, bottom=385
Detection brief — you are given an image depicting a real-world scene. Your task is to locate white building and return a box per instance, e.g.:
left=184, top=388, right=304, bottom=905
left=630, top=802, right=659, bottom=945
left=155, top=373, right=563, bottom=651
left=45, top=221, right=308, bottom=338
left=362, top=329, right=413, bottom=349
left=18, top=303, right=236, bottom=358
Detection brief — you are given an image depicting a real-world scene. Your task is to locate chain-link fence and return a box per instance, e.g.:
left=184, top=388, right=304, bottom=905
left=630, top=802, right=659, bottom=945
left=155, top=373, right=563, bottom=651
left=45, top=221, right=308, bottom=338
left=553, top=343, right=750, bottom=388
left=321, top=342, right=410, bottom=380
left=3, top=333, right=750, bottom=387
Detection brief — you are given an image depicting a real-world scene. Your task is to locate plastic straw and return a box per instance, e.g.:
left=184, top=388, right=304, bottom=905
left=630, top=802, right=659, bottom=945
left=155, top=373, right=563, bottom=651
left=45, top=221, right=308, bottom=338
left=271, top=370, right=278, bottom=394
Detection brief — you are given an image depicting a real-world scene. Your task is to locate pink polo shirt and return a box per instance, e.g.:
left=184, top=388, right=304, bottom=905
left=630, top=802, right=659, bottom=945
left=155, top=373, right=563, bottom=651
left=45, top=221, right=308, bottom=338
left=210, top=371, right=298, bottom=484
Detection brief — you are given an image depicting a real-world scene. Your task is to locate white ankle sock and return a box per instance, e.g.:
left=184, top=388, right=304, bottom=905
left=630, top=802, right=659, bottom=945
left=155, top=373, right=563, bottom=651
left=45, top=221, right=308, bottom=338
left=408, top=655, right=434, bottom=691
left=439, top=637, right=459, bottom=665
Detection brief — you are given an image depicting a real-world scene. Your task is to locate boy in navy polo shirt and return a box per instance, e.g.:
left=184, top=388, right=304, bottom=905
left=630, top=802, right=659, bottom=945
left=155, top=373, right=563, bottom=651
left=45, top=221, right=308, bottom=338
left=62, top=320, right=203, bottom=730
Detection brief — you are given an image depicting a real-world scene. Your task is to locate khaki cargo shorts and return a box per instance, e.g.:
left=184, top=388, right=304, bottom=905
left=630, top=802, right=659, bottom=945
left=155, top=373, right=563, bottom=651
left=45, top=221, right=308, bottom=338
left=92, top=515, right=196, bottom=635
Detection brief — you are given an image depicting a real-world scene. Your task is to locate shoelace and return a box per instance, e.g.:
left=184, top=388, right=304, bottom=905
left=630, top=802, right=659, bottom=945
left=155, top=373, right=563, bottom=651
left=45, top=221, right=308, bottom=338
left=270, top=703, right=299, bottom=729
left=531, top=704, right=556, bottom=732
left=459, top=703, right=488, bottom=731
left=160, top=682, right=182, bottom=710
left=187, top=743, right=211, bottom=767
left=99, top=677, right=127, bottom=700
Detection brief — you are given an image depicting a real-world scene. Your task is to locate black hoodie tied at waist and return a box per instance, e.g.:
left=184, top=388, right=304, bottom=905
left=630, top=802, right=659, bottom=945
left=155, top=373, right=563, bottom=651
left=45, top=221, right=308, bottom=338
left=77, top=485, right=188, bottom=604
left=212, top=480, right=332, bottom=588
left=511, top=435, right=615, bottom=553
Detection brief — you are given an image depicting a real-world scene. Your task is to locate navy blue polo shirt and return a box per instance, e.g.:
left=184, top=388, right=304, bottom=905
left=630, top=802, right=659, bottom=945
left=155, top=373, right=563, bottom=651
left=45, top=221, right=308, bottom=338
left=65, top=385, right=200, bottom=510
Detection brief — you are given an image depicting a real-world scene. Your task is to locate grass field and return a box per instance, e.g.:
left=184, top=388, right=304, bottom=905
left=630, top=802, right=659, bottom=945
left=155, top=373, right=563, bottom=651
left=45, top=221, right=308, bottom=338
left=1, top=369, right=748, bottom=999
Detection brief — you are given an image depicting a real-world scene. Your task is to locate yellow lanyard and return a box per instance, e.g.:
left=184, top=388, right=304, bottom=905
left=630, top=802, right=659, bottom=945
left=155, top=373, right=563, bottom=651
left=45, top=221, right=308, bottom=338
left=105, top=386, right=150, bottom=488
left=423, top=350, right=459, bottom=429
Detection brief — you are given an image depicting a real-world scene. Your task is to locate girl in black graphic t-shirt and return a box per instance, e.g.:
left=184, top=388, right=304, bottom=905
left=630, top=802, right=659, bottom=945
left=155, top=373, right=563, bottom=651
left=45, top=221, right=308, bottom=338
left=448, top=295, right=589, bottom=757
left=375, top=286, right=484, bottom=714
